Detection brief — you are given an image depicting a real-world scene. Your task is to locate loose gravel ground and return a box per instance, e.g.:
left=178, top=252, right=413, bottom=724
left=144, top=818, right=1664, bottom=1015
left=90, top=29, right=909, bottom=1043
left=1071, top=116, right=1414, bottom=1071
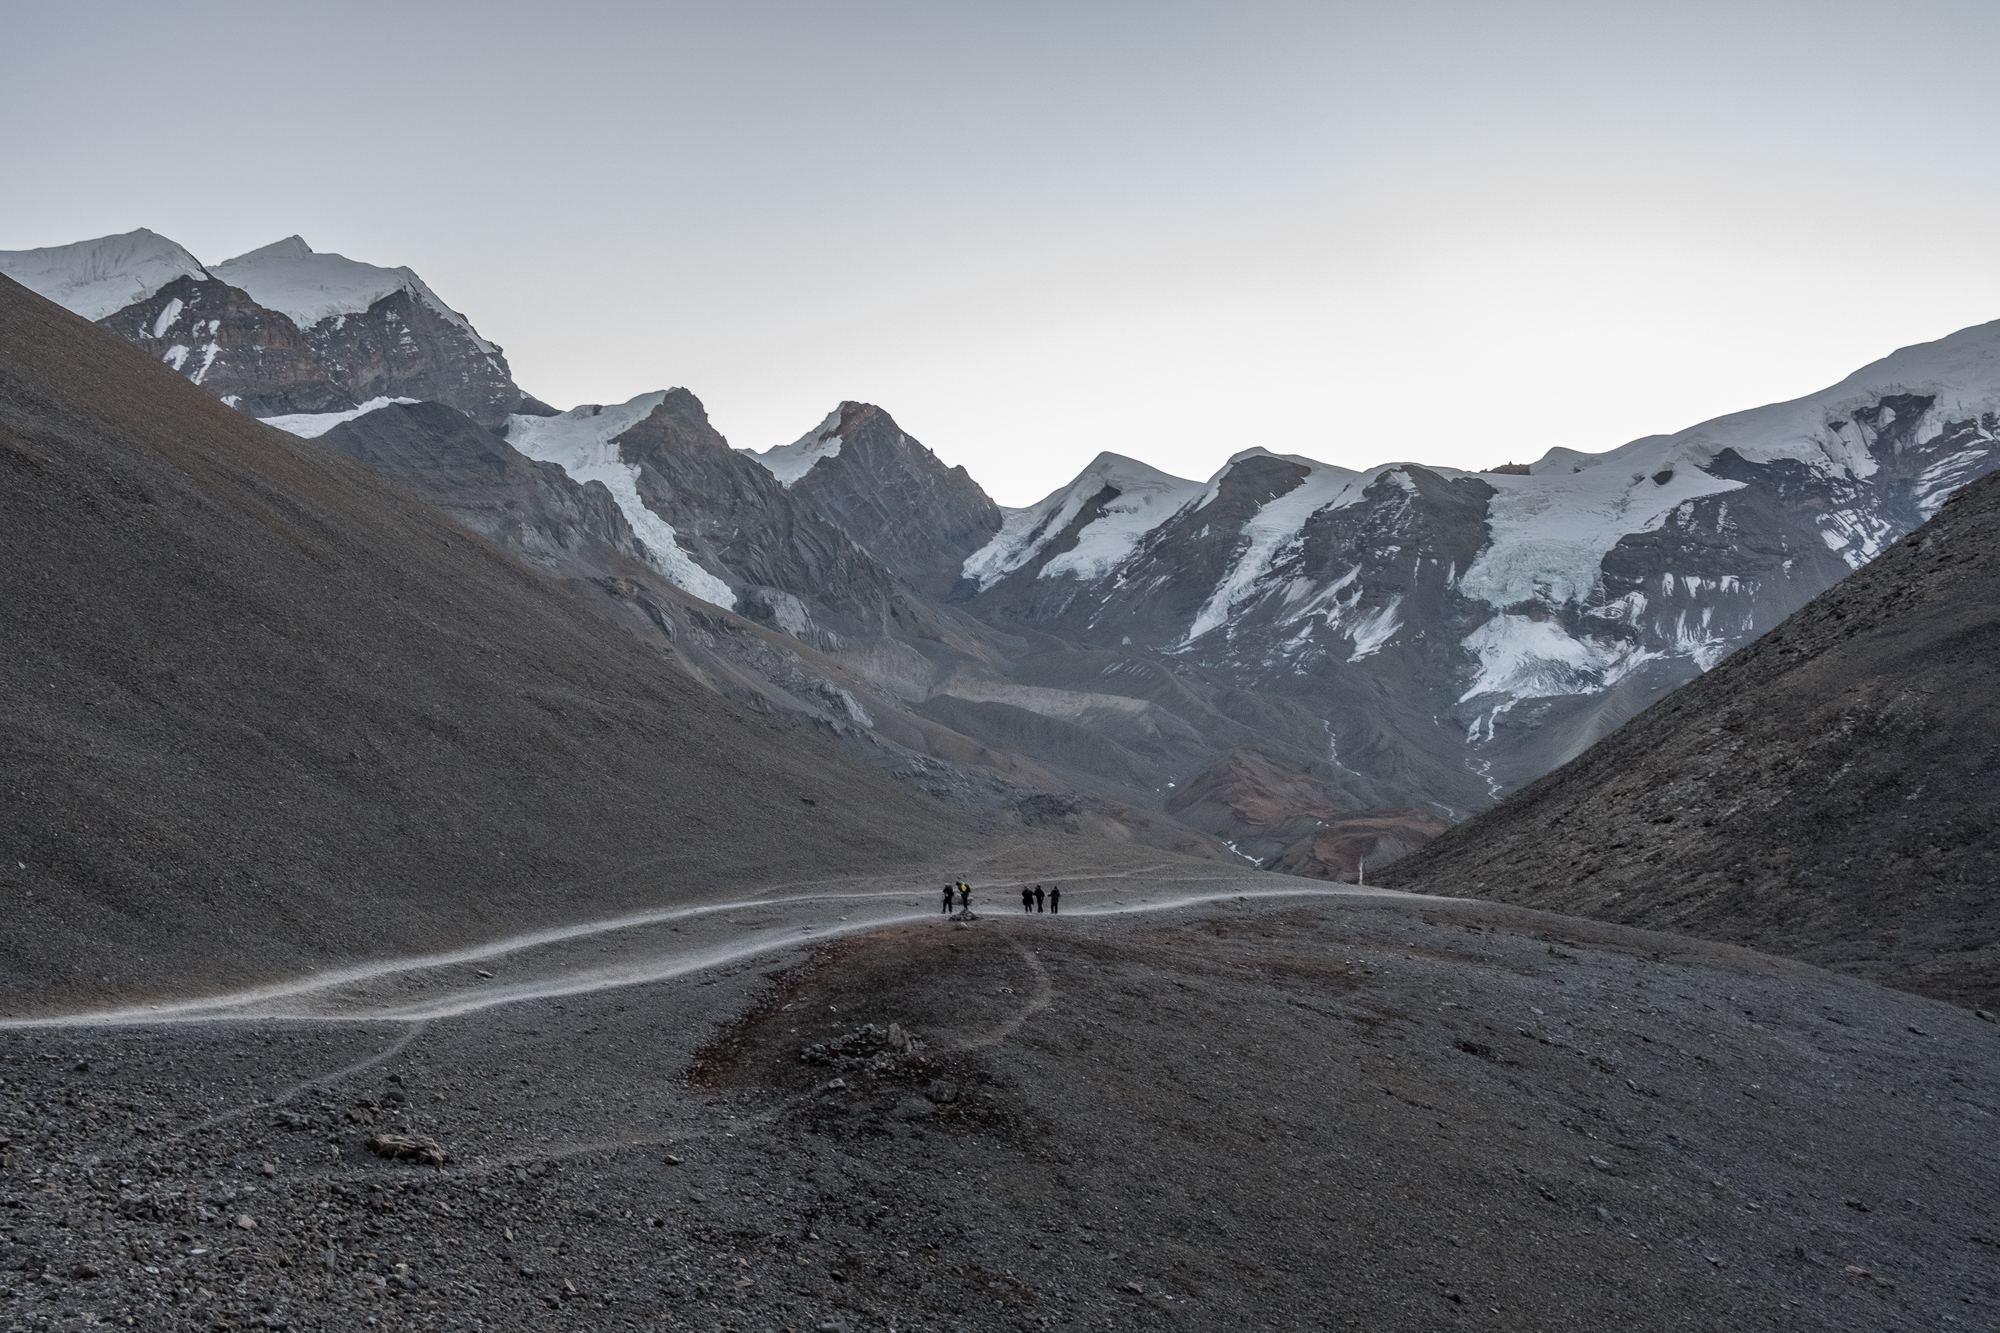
left=3, top=889, right=1996, bottom=1332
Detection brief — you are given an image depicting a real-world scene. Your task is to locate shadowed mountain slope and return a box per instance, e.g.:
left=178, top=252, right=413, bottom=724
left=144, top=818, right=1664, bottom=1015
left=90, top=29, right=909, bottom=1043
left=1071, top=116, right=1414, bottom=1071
left=1166, top=747, right=1451, bottom=880
left=319, top=399, right=654, bottom=579
left=0, top=274, right=1012, bottom=1013
left=1383, top=469, right=2000, bottom=1010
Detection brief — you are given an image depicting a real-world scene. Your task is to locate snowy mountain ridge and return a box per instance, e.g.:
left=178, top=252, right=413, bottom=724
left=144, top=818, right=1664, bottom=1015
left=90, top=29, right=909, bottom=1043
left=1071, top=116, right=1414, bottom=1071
left=962, top=451, right=1205, bottom=591
left=0, top=229, right=211, bottom=322
left=210, top=236, right=497, bottom=354
left=749, top=409, right=845, bottom=486
left=0, top=228, right=537, bottom=427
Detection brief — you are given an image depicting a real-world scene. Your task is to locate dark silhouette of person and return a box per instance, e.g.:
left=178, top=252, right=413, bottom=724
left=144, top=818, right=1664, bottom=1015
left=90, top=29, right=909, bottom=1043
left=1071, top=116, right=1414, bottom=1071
left=1033, top=885, right=1046, bottom=913
left=1021, top=885, right=1034, bottom=913
left=942, top=883, right=955, bottom=915
left=1049, top=885, right=1060, bottom=914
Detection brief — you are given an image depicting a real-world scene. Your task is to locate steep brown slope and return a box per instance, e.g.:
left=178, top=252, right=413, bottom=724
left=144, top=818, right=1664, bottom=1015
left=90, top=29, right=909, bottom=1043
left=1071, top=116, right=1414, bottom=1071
left=0, top=274, right=1009, bottom=1013
left=1383, top=470, right=2000, bottom=1010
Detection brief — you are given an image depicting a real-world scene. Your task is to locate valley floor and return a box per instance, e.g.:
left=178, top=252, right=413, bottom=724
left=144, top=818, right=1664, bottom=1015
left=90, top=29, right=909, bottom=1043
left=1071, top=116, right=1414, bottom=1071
left=2, top=873, right=1995, bottom=1332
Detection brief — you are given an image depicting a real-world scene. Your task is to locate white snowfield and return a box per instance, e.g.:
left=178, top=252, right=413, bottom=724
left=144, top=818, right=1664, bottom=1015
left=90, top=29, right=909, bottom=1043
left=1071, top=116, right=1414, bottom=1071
left=211, top=236, right=496, bottom=351
left=506, top=395, right=738, bottom=609
left=259, top=397, right=419, bottom=439
left=749, top=409, right=844, bottom=486
left=0, top=229, right=210, bottom=322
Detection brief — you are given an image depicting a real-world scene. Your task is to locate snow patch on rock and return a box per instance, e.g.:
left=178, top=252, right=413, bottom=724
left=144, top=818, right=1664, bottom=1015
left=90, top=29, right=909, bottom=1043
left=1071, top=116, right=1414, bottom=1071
left=260, top=397, right=422, bottom=439
left=748, top=410, right=843, bottom=486
left=1458, top=612, right=1658, bottom=703
left=1460, top=461, right=1743, bottom=612
left=1180, top=451, right=1368, bottom=644
left=507, top=395, right=737, bottom=609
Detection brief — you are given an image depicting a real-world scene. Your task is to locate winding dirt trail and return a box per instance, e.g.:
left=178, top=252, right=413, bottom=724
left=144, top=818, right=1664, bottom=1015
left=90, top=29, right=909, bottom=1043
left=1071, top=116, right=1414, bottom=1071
left=2, top=875, right=1422, bottom=1030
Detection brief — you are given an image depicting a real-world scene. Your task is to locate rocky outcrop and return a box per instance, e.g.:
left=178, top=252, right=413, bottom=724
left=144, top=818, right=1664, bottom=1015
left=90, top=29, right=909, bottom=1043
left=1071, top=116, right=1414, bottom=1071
left=300, top=283, right=548, bottom=427
left=613, top=391, right=904, bottom=642
left=211, top=236, right=548, bottom=427
left=93, top=275, right=354, bottom=417
left=774, top=402, right=1004, bottom=599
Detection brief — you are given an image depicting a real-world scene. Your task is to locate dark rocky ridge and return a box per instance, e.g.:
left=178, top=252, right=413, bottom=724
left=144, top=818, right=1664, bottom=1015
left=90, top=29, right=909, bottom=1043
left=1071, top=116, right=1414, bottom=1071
left=300, top=283, right=550, bottom=427
left=1383, top=468, right=2000, bottom=1011
left=616, top=391, right=905, bottom=644
left=0, top=272, right=1031, bottom=1012
left=94, top=275, right=354, bottom=417
left=788, top=401, right=1004, bottom=599
left=306, top=393, right=1237, bottom=863
left=88, top=265, right=547, bottom=427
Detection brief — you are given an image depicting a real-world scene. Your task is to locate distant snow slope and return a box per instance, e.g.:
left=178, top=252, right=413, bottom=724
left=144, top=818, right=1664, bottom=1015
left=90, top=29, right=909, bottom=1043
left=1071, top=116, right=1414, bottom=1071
left=0, top=229, right=210, bottom=322
left=748, top=409, right=844, bottom=486
left=1461, top=458, right=1744, bottom=611
left=261, top=398, right=421, bottom=439
left=507, top=395, right=737, bottom=608
left=1181, top=451, right=1370, bottom=644
left=211, top=237, right=495, bottom=351
left=963, top=451, right=1204, bottom=591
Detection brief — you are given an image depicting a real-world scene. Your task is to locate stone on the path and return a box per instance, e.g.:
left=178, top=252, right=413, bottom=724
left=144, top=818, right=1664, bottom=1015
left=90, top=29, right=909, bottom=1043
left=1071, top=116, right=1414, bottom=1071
left=366, top=1132, right=449, bottom=1167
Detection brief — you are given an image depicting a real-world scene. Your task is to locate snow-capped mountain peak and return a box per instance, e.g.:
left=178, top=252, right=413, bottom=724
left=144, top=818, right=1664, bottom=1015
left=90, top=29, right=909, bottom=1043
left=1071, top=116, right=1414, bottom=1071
left=210, top=236, right=495, bottom=352
left=962, top=451, right=1204, bottom=591
left=0, top=229, right=210, bottom=321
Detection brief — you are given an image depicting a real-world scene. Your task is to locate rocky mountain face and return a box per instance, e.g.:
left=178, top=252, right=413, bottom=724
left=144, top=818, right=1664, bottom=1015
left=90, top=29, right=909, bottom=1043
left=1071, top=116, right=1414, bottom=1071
left=758, top=401, right=1004, bottom=599
left=1382, top=466, right=2000, bottom=1011
left=315, top=390, right=1236, bottom=862
left=213, top=237, right=550, bottom=426
left=954, top=322, right=2000, bottom=837
left=317, top=400, right=654, bottom=580
left=94, top=274, right=352, bottom=416
left=0, top=230, right=546, bottom=425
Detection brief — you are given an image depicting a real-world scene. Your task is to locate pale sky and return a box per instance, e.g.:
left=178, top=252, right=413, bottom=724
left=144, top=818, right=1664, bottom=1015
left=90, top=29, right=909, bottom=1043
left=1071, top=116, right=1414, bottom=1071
left=8, top=1, right=2000, bottom=504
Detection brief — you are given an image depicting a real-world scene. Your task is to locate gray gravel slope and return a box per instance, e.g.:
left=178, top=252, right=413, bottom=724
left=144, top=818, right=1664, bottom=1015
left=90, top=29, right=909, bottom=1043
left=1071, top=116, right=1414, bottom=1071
left=1, top=889, right=1992, bottom=1332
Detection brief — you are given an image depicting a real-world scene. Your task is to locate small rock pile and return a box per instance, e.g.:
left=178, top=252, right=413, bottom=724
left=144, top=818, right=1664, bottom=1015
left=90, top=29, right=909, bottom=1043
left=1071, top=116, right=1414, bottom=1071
left=800, top=1023, right=924, bottom=1077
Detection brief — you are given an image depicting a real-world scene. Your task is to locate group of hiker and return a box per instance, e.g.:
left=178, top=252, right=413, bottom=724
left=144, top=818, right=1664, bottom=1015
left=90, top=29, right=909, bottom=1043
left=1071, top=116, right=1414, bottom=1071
left=1019, top=883, right=1059, bottom=914
left=939, top=881, right=1062, bottom=915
